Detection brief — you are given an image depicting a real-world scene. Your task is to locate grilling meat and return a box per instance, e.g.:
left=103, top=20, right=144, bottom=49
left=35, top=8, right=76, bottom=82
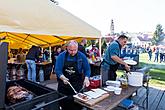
left=7, top=85, right=33, bottom=103
left=77, top=93, right=88, bottom=100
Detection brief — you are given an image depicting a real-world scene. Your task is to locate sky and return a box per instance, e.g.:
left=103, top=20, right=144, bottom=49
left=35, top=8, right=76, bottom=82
left=58, top=0, right=165, bottom=35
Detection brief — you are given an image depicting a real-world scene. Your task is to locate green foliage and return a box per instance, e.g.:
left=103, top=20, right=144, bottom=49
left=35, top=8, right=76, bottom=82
left=150, top=69, right=165, bottom=81
left=86, top=40, right=92, bottom=47
left=152, top=24, right=164, bottom=45
left=86, top=39, right=108, bottom=50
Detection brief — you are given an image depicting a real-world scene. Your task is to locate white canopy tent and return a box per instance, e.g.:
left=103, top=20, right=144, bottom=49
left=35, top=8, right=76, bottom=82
left=0, top=0, right=101, bottom=49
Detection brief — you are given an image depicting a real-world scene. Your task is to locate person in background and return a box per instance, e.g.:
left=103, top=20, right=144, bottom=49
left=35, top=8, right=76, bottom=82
left=55, top=40, right=91, bottom=110
left=25, top=45, right=41, bottom=82
left=86, top=49, right=90, bottom=58
left=90, top=44, right=100, bottom=57
left=8, top=50, right=13, bottom=60
left=51, top=46, right=57, bottom=65
left=146, top=46, right=152, bottom=61
left=61, top=44, right=67, bottom=51
left=51, top=46, right=62, bottom=73
left=159, top=47, right=164, bottom=63
left=16, top=48, right=26, bottom=63
left=55, top=46, right=62, bottom=56
left=154, top=47, right=159, bottom=62
left=43, top=49, right=49, bottom=61
left=78, top=38, right=87, bottom=56
left=120, top=47, right=127, bottom=58
left=103, top=35, right=130, bottom=81
left=164, top=48, right=165, bottom=62
left=51, top=46, right=57, bottom=75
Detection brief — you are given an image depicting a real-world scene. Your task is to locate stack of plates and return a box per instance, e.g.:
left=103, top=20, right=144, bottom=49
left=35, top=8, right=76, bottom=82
left=84, top=88, right=107, bottom=99
left=105, top=80, right=121, bottom=87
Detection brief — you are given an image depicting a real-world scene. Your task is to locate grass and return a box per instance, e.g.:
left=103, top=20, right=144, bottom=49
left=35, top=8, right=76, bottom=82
left=148, top=69, right=165, bottom=88
left=139, top=53, right=164, bottom=67
left=117, top=53, right=165, bottom=89
left=139, top=53, right=165, bottom=89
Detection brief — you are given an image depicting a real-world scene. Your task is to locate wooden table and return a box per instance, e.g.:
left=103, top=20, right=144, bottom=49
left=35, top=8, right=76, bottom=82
left=75, top=86, right=140, bottom=110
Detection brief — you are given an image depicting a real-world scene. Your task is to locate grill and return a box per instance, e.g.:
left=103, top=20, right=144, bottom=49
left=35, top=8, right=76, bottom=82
left=4, top=79, right=66, bottom=110
left=0, top=43, right=66, bottom=110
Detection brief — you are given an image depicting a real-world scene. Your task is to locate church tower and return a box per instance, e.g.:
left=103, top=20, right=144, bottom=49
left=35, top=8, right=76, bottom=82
left=110, top=19, right=114, bottom=35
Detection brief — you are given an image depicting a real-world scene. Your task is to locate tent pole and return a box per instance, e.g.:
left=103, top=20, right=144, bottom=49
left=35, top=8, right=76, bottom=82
left=49, top=46, right=52, bottom=62
left=99, top=38, right=102, bottom=58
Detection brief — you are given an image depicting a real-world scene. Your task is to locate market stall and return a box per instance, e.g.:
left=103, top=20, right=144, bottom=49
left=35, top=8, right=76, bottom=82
left=0, top=0, right=101, bottom=83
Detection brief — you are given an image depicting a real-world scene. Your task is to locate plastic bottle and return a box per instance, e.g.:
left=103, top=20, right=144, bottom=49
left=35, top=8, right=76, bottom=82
left=121, top=73, right=128, bottom=88
left=92, top=54, right=96, bottom=62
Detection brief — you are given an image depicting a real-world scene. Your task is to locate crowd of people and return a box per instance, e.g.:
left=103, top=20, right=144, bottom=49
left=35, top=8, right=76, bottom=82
left=146, top=46, right=165, bottom=63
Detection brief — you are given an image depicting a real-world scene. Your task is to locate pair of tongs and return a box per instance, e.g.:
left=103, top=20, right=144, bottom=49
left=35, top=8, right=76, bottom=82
left=67, top=81, right=78, bottom=94
left=78, top=84, right=86, bottom=93
left=67, top=81, right=86, bottom=94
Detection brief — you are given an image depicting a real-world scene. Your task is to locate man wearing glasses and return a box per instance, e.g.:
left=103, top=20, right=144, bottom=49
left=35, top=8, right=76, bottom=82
left=55, top=40, right=91, bottom=110
left=102, top=35, right=130, bottom=82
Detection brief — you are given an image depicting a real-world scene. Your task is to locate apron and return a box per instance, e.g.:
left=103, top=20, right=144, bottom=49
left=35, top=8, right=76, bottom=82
left=108, top=41, right=121, bottom=81
left=58, top=52, right=83, bottom=110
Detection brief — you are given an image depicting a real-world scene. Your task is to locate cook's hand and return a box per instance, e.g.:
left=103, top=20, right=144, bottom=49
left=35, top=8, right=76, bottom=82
left=83, top=77, right=90, bottom=87
left=60, top=75, right=69, bottom=84
left=125, top=64, right=130, bottom=72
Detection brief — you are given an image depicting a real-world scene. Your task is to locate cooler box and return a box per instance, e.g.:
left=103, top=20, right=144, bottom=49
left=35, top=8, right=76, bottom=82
left=88, top=75, right=101, bottom=89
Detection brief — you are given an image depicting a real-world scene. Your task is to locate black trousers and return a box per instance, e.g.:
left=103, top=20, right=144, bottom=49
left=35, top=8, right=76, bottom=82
left=108, top=70, right=117, bottom=81
left=58, top=82, right=83, bottom=110
left=59, top=95, right=82, bottom=110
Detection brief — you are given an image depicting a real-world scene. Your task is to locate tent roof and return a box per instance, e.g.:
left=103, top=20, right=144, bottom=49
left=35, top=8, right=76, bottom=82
left=0, top=0, right=101, bottom=49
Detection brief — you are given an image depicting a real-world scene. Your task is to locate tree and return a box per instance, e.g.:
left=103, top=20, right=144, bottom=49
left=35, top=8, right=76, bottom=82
left=101, top=39, right=107, bottom=54
left=152, top=24, right=164, bottom=45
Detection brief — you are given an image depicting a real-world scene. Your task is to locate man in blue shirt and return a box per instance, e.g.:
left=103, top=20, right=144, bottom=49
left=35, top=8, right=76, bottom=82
left=103, top=35, right=130, bottom=82
left=55, top=40, right=91, bottom=110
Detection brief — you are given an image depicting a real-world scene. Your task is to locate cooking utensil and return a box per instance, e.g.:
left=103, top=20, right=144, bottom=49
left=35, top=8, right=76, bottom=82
left=79, top=84, right=85, bottom=93
left=67, top=81, right=78, bottom=94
